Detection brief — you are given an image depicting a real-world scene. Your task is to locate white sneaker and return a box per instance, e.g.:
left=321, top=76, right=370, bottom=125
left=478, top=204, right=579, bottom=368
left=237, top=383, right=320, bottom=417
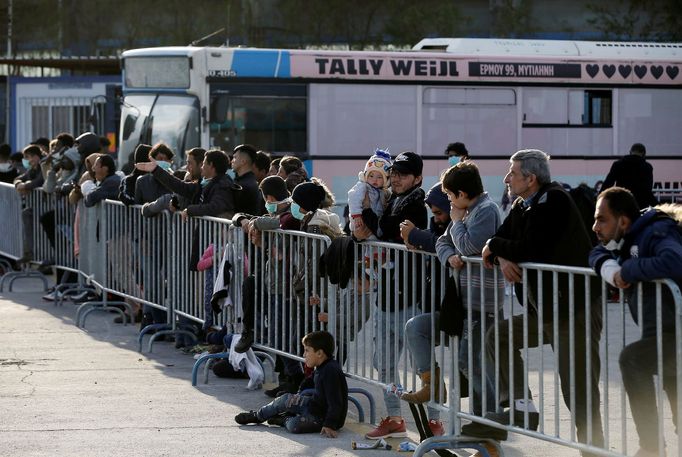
left=42, top=291, right=63, bottom=301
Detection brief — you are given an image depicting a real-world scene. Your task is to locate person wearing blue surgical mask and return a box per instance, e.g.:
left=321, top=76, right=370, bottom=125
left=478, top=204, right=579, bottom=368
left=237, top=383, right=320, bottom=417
left=445, top=142, right=470, bottom=167
left=14, top=144, right=45, bottom=195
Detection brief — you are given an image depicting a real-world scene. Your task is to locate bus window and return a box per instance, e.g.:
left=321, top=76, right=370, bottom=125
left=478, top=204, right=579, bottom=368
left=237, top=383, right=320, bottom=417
left=584, top=90, right=612, bottom=125
left=147, top=95, right=200, bottom=166
left=523, top=88, right=612, bottom=127
left=209, top=84, right=307, bottom=155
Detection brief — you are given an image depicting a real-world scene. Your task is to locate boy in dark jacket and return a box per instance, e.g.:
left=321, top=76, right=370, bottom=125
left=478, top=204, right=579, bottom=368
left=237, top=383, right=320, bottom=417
left=235, top=330, right=348, bottom=437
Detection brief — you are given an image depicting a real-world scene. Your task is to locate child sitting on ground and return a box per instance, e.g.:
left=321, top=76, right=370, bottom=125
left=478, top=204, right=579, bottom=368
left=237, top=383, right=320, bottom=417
left=348, top=149, right=391, bottom=239
left=234, top=330, right=348, bottom=437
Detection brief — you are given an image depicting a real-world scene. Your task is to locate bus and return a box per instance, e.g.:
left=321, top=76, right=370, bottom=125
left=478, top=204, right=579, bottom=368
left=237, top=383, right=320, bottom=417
left=119, top=38, right=682, bottom=204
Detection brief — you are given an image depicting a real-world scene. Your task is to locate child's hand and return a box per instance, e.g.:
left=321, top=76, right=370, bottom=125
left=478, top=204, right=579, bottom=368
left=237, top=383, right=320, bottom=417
left=317, top=312, right=328, bottom=323
left=320, top=426, right=338, bottom=438
left=309, top=294, right=321, bottom=306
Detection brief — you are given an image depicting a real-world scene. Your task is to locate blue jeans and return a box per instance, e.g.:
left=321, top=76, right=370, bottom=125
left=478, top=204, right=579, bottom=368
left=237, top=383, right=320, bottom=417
left=373, top=305, right=412, bottom=417
left=459, top=313, right=497, bottom=415
left=404, top=312, right=440, bottom=420
left=405, top=312, right=497, bottom=417
left=257, top=393, right=323, bottom=434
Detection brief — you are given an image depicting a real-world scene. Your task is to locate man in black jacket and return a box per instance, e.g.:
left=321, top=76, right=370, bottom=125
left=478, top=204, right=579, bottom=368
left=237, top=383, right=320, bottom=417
left=231, top=144, right=265, bottom=216
left=136, top=149, right=239, bottom=268
left=601, top=142, right=657, bottom=209
left=472, top=149, right=604, bottom=455
left=359, top=151, right=429, bottom=440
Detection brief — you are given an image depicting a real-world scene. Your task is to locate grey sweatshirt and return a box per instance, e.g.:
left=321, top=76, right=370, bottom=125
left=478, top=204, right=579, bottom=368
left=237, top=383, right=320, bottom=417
left=435, top=192, right=505, bottom=314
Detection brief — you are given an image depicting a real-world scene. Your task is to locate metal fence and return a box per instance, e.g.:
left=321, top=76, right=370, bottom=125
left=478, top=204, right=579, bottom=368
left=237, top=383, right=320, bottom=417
left=1, top=187, right=680, bottom=457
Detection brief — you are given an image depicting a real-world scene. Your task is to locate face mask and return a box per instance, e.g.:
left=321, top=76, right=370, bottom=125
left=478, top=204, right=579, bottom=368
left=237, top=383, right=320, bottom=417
left=22, top=158, right=30, bottom=169
left=265, top=202, right=278, bottom=214
left=290, top=202, right=306, bottom=220
left=448, top=156, right=460, bottom=167
left=226, top=169, right=236, bottom=179
left=201, top=177, right=211, bottom=187
left=265, top=198, right=291, bottom=214
left=603, top=219, right=625, bottom=251
left=157, top=161, right=172, bottom=171
left=0, top=163, right=11, bottom=172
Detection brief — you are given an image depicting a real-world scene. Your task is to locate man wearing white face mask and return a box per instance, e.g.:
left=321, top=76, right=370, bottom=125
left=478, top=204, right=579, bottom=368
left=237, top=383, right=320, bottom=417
left=589, top=187, right=682, bottom=457
left=0, top=143, right=19, bottom=183
left=134, top=142, right=174, bottom=206
left=445, top=142, right=470, bottom=167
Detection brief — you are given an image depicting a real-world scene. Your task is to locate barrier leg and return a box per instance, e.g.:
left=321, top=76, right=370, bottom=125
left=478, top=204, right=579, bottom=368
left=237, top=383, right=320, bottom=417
left=147, top=329, right=197, bottom=354
left=78, top=301, right=133, bottom=328
left=138, top=324, right=172, bottom=353
left=191, top=352, right=229, bottom=386
left=348, top=387, right=376, bottom=425
left=347, top=395, right=365, bottom=423
left=1, top=270, right=49, bottom=292
left=413, top=436, right=503, bottom=457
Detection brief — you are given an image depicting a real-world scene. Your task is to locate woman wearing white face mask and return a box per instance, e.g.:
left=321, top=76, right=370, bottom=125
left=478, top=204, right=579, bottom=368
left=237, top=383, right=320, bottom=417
left=445, top=142, right=470, bottom=167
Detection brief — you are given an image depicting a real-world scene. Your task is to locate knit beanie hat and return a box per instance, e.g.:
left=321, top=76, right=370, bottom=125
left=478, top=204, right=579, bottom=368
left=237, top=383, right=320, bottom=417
left=361, top=148, right=391, bottom=187
left=259, top=175, right=289, bottom=201
left=424, top=182, right=450, bottom=214
left=292, top=181, right=326, bottom=212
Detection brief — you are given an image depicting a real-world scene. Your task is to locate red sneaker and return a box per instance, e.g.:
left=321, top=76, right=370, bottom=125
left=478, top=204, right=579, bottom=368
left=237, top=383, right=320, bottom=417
left=364, top=417, right=407, bottom=439
left=428, top=419, right=444, bottom=436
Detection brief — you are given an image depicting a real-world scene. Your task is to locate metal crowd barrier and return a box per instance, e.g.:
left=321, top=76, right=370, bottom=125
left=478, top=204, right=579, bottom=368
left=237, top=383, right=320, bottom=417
left=410, top=258, right=682, bottom=457
left=4, top=184, right=681, bottom=457
left=0, top=182, right=25, bottom=261
left=75, top=201, right=134, bottom=327
left=0, top=184, right=51, bottom=291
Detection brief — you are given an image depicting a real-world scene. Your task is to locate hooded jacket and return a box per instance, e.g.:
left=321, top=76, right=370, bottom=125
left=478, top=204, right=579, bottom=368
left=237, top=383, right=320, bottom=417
left=589, top=207, right=682, bottom=337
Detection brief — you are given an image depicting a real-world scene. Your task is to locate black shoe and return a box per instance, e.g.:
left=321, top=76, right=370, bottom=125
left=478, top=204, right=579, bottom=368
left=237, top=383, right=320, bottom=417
left=234, top=329, right=254, bottom=353
left=460, top=422, right=509, bottom=441
left=267, top=415, right=288, bottom=427
left=235, top=410, right=263, bottom=425
left=264, top=384, right=287, bottom=398
left=485, top=409, right=539, bottom=431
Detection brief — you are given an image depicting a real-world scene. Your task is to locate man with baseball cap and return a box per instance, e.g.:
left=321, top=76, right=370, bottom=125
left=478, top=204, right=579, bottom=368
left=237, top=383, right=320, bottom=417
left=360, top=151, right=430, bottom=440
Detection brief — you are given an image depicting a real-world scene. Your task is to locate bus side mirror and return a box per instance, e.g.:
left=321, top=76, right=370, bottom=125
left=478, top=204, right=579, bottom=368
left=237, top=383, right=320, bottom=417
left=122, top=114, right=138, bottom=141
left=210, top=95, right=229, bottom=124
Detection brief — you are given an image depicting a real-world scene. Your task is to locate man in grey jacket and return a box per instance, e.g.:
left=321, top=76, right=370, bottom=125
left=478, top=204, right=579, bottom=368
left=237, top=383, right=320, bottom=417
left=402, top=162, right=504, bottom=436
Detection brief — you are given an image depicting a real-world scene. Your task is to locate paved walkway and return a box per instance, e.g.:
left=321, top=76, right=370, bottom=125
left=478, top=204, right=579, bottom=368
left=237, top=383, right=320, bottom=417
left=0, top=277, right=650, bottom=457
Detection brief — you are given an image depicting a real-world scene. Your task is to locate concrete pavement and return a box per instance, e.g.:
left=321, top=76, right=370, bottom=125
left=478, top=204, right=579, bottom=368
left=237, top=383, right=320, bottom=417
left=0, top=277, right=657, bottom=457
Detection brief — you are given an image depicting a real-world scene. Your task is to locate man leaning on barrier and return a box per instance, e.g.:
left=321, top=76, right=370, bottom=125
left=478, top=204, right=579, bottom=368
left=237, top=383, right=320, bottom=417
left=590, top=187, right=682, bottom=457
left=473, top=149, right=605, bottom=454
left=355, top=151, right=428, bottom=440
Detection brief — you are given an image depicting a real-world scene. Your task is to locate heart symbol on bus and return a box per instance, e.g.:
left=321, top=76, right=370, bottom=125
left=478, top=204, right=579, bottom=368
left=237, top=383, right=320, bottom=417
left=618, top=65, right=631, bottom=78
left=667, top=66, right=679, bottom=80
left=651, top=65, right=664, bottom=79
left=602, top=65, right=616, bottom=78
left=634, top=65, right=647, bottom=78
left=586, top=65, right=599, bottom=78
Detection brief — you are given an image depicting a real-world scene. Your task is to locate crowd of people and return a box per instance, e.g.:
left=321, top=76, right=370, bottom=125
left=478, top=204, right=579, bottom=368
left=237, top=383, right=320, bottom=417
left=1, top=133, right=681, bottom=457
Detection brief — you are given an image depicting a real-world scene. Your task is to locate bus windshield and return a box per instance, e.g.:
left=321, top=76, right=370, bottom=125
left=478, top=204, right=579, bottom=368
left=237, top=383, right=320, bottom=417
left=119, top=94, right=200, bottom=171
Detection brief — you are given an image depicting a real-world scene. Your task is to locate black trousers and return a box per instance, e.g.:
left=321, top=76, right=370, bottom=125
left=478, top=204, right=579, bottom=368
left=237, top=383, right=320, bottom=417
left=486, top=308, right=604, bottom=448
